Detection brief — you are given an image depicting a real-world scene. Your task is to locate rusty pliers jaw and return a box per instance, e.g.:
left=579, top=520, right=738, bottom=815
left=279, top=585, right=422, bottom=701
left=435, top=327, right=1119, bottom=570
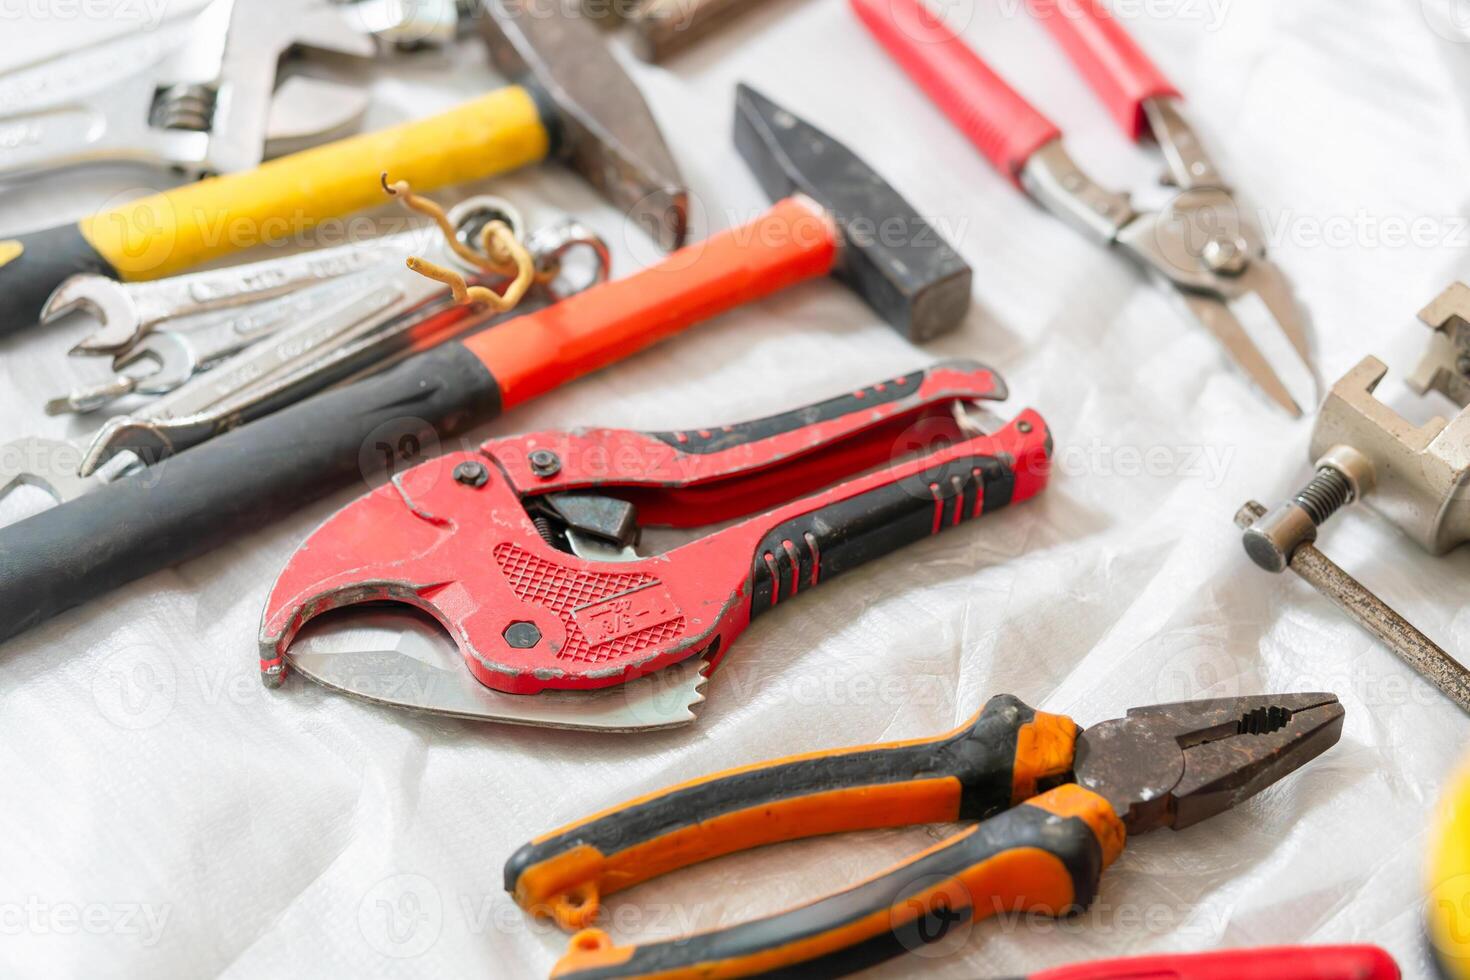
left=1073, top=693, right=1344, bottom=836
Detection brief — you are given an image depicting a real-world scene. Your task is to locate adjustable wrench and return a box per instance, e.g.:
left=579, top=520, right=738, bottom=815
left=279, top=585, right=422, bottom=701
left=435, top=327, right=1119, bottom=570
left=0, top=0, right=391, bottom=182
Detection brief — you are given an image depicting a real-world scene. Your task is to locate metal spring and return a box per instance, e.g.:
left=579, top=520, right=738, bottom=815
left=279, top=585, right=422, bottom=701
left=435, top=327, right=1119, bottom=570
left=1293, top=467, right=1353, bottom=526
left=152, top=84, right=217, bottom=132
left=532, top=515, right=558, bottom=546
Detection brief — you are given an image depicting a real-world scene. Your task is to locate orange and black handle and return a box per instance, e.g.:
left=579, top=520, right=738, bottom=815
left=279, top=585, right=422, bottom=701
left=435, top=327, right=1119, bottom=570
left=504, top=696, right=1124, bottom=979
left=0, top=197, right=842, bottom=643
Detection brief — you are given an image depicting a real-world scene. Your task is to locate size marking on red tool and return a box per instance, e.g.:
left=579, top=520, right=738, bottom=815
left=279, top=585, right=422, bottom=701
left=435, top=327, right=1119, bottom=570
left=574, top=583, right=682, bottom=646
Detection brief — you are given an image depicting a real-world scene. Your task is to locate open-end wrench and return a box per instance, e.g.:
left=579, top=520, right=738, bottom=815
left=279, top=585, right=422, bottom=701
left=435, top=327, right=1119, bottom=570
left=46, top=229, right=426, bottom=357
left=0, top=210, right=608, bottom=511
left=79, top=217, right=609, bottom=476
left=43, top=272, right=383, bottom=415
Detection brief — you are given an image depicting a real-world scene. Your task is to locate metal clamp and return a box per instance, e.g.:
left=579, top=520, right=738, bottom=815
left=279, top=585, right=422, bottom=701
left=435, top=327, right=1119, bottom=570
left=1237, top=281, right=1470, bottom=713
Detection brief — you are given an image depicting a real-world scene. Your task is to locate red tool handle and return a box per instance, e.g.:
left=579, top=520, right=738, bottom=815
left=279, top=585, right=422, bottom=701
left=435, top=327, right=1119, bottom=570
left=1029, top=944, right=1401, bottom=980
left=1027, top=0, right=1179, bottom=140
left=466, top=196, right=838, bottom=409
left=850, top=0, right=1060, bottom=184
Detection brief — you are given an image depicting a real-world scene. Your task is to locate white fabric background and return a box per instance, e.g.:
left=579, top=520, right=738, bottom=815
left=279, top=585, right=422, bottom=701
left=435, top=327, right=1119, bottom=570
left=3, top=1, right=1470, bottom=976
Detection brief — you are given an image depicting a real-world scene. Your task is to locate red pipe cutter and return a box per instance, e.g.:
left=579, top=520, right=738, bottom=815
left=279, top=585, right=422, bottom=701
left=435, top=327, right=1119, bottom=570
left=259, top=361, right=1051, bottom=726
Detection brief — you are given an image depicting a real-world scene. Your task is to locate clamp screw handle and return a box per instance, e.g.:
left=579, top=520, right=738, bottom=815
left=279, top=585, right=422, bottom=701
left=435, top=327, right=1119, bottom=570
left=1241, top=447, right=1374, bottom=573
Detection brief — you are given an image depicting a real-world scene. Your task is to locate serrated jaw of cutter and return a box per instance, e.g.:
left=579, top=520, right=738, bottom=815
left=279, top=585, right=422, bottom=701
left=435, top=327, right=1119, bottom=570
left=282, top=607, right=711, bottom=731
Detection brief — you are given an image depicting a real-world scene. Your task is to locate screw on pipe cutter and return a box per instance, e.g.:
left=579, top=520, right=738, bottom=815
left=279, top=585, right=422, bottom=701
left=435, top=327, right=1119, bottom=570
left=259, top=360, right=1052, bottom=728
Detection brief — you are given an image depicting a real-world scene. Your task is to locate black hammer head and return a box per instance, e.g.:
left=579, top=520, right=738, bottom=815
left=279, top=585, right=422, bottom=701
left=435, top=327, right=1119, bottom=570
left=480, top=0, right=689, bottom=249
left=733, top=84, right=972, bottom=342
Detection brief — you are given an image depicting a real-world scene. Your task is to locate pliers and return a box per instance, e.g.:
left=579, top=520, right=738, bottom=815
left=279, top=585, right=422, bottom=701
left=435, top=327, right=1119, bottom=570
left=505, top=692, right=1345, bottom=978
left=852, top=0, right=1315, bottom=416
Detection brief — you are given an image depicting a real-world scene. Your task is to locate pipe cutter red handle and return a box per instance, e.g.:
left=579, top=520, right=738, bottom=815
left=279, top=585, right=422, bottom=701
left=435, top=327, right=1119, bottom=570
left=260, top=361, right=1051, bottom=694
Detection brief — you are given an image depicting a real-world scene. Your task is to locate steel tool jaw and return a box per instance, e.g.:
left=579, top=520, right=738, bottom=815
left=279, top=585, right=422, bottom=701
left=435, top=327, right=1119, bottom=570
left=1073, top=693, right=1344, bottom=835
left=260, top=449, right=741, bottom=698
left=479, top=0, right=688, bottom=249
left=1115, top=190, right=1317, bottom=417
left=207, top=0, right=382, bottom=174
left=284, top=607, right=710, bottom=730
left=733, top=84, right=972, bottom=342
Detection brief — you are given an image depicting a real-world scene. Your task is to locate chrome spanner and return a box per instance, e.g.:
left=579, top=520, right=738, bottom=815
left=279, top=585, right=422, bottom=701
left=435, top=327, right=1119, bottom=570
left=0, top=270, right=411, bottom=508
left=80, top=216, right=610, bottom=476
left=46, top=227, right=429, bottom=357
left=0, top=200, right=604, bottom=512
left=43, top=276, right=379, bottom=415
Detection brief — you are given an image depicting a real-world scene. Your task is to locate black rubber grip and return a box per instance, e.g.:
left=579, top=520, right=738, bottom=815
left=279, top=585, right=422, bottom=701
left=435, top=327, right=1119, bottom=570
left=646, top=366, right=933, bottom=455
left=749, top=451, right=1015, bottom=617
left=0, top=342, right=501, bottom=642
left=505, top=695, right=1038, bottom=897
left=556, top=801, right=1105, bottom=979
left=0, top=223, right=114, bottom=337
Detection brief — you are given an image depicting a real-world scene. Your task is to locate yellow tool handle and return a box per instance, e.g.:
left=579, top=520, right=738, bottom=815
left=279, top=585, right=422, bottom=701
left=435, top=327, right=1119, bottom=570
left=84, top=85, right=550, bottom=281
left=1429, top=759, right=1470, bottom=979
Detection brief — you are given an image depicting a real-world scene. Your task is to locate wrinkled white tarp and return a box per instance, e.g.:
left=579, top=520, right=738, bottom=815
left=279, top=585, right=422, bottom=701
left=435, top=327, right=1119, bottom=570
left=3, top=0, right=1470, bottom=976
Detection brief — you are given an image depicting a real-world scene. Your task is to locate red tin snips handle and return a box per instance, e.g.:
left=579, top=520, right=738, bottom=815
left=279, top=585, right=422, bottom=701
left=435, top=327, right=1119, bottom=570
left=1026, top=0, right=1179, bottom=140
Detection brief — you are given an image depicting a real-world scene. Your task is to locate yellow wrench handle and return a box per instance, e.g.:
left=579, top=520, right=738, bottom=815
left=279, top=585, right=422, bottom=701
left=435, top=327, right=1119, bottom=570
left=82, top=85, right=550, bottom=280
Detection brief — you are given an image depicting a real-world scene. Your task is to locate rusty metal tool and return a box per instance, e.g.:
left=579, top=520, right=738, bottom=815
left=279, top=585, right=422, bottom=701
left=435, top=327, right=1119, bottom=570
left=0, top=0, right=686, bottom=340
left=505, top=692, right=1343, bottom=977
left=0, top=85, right=969, bottom=644
left=852, top=0, right=1315, bottom=416
left=1238, top=282, right=1470, bottom=714
left=585, top=0, right=778, bottom=62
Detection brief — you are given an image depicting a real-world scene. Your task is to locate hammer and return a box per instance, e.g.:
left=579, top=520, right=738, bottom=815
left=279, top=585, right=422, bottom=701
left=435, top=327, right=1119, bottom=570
left=0, top=0, right=687, bottom=340
left=0, top=84, right=972, bottom=643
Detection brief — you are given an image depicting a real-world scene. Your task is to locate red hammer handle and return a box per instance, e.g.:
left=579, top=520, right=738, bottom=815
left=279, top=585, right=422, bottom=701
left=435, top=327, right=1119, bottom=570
left=1027, top=0, right=1179, bottom=140
left=851, top=0, right=1060, bottom=184
left=465, top=196, right=838, bottom=410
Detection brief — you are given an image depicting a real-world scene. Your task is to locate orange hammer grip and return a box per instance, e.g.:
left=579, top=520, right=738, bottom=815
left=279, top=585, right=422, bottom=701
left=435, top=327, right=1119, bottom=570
left=465, top=195, right=839, bottom=409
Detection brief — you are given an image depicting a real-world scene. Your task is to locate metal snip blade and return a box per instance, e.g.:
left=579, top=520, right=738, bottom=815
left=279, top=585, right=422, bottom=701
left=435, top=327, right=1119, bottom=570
left=286, top=607, right=709, bottom=731
left=1179, top=289, right=1309, bottom=418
